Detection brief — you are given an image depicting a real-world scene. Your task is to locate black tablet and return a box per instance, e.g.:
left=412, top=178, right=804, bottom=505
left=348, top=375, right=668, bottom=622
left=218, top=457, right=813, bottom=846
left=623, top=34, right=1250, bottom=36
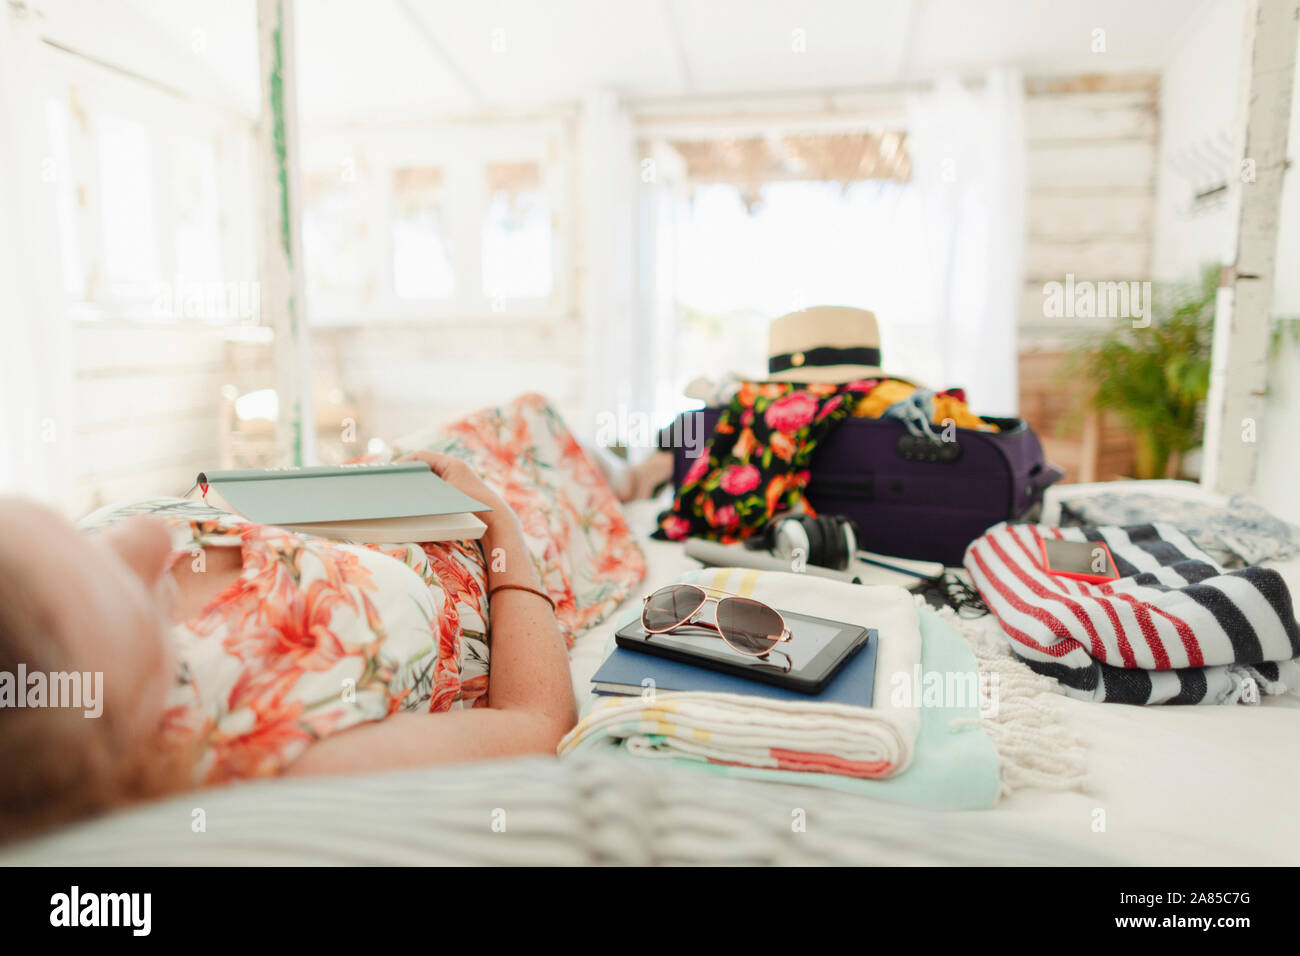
left=614, top=607, right=870, bottom=695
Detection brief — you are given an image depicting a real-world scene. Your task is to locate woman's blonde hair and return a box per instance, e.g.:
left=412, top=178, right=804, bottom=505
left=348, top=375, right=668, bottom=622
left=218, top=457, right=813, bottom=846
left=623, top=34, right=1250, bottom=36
left=0, top=548, right=195, bottom=844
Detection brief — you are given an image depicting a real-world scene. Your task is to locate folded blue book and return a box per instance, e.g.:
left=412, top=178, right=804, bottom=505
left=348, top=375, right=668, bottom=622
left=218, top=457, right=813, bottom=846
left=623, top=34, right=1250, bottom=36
left=590, top=629, right=877, bottom=706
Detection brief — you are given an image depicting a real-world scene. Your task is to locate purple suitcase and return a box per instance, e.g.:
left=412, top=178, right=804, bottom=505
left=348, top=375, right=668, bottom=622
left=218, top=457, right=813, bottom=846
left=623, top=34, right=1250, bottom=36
left=666, top=408, right=1064, bottom=566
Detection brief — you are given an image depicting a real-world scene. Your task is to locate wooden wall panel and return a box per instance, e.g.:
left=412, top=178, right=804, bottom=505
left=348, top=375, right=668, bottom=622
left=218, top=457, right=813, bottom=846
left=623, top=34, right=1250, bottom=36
left=1020, top=72, right=1158, bottom=352
left=1016, top=73, right=1157, bottom=476
left=67, top=324, right=229, bottom=514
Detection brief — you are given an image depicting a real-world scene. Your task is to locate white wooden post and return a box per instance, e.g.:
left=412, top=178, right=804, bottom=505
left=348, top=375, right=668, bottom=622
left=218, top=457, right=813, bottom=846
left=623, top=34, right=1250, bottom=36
left=1203, top=0, right=1298, bottom=494
left=580, top=91, right=639, bottom=442
left=256, top=0, right=314, bottom=466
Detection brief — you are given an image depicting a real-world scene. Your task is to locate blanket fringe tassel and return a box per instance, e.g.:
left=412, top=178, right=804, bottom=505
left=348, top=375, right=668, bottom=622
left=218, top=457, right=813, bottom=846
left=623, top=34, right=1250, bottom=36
left=923, top=599, right=1089, bottom=798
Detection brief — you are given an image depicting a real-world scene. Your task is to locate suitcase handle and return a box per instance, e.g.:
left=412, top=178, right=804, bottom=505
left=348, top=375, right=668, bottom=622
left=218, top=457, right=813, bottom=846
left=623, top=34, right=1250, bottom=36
left=1027, top=462, right=1066, bottom=492
left=896, top=434, right=963, bottom=464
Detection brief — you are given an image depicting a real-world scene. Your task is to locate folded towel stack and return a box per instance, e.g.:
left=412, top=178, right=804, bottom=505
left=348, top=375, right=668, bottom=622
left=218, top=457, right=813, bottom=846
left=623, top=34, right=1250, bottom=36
left=558, top=569, right=923, bottom=780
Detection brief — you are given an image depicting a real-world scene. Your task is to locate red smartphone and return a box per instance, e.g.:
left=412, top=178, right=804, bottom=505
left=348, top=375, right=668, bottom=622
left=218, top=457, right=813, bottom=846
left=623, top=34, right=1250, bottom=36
left=1038, top=535, right=1120, bottom=584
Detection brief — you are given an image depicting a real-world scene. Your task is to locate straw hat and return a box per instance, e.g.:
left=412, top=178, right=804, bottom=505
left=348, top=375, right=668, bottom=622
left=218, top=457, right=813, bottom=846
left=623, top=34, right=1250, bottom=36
left=764, top=306, right=886, bottom=383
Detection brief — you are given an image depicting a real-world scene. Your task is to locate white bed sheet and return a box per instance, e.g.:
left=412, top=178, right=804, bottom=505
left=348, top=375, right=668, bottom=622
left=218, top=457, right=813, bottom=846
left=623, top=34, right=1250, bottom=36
left=578, top=494, right=1300, bottom=865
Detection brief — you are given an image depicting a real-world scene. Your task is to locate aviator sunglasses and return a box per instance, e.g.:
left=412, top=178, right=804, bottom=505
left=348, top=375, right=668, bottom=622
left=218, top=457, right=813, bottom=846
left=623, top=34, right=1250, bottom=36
left=640, top=583, right=794, bottom=670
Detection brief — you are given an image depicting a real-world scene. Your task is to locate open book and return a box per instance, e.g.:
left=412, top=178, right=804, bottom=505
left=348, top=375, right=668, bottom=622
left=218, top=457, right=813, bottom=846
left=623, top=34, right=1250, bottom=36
left=187, top=462, right=492, bottom=543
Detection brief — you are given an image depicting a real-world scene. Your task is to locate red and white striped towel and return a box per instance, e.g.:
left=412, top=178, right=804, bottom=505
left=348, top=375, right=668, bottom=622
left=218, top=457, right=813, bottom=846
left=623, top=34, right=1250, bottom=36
left=964, top=521, right=1300, bottom=704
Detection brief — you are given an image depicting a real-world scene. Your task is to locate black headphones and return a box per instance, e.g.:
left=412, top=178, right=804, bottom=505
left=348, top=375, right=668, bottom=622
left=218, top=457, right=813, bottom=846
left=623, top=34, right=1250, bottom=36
left=744, top=512, right=859, bottom=571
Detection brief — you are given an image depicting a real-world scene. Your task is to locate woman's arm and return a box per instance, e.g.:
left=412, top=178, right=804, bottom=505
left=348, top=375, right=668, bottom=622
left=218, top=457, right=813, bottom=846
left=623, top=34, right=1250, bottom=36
left=284, top=453, right=577, bottom=776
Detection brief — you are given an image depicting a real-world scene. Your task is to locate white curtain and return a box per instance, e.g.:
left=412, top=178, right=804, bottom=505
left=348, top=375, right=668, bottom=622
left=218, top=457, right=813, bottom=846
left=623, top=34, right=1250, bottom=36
left=578, top=91, right=646, bottom=445
left=906, top=69, right=1026, bottom=416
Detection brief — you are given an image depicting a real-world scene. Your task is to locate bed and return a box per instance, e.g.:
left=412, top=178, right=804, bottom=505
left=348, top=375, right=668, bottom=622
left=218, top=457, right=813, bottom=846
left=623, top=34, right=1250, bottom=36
left=3, top=487, right=1298, bottom=866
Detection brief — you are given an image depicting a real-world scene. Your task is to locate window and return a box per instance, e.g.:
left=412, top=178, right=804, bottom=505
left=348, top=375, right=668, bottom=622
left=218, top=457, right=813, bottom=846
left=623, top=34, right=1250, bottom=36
left=169, top=135, right=222, bottom=286
left=670, top=178, right=934, bottom=392
left=299, top=125, right=567, bottom=320
left=645, top=128, right=926, bottom=404
left=36, top=53, right=255, bottom=326
left=302, top=168, right=367, bottom=300
left=44, top=97, right=83, bottom=298
left=391, top=166, right=454, bottom=300
left=480, top=161, right=552, bottom=302
left=96, top=112, right=161, bottom=295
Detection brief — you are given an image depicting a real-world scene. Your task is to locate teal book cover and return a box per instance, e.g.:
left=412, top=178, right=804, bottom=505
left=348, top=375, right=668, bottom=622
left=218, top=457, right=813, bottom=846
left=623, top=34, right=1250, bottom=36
left=194, top=462, right=491, bottom=526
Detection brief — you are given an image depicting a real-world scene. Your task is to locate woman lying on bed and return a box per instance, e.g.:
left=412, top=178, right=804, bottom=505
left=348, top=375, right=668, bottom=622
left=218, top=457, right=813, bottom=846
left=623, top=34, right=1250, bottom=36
left=0, top=394, right=650, bottom=841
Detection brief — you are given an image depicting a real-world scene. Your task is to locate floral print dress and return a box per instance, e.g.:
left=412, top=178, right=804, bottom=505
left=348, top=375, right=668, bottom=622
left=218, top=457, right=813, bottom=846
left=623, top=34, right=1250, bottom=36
left=80, top=393, right=645, bottom=784
left=148, top=501, right=488, bottom=784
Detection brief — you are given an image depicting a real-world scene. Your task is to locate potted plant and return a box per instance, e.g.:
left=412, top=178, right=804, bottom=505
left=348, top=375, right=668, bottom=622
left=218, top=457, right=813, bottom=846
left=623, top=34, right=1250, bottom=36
left=1067, top=268, right=1216, bottom=480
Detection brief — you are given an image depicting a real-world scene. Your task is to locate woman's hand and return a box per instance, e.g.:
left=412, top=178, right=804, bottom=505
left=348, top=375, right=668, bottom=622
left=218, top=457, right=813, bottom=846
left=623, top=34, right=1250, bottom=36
left=399, top=451, right=537, bottom=591
left=397, top=451, right=512, bottom=532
